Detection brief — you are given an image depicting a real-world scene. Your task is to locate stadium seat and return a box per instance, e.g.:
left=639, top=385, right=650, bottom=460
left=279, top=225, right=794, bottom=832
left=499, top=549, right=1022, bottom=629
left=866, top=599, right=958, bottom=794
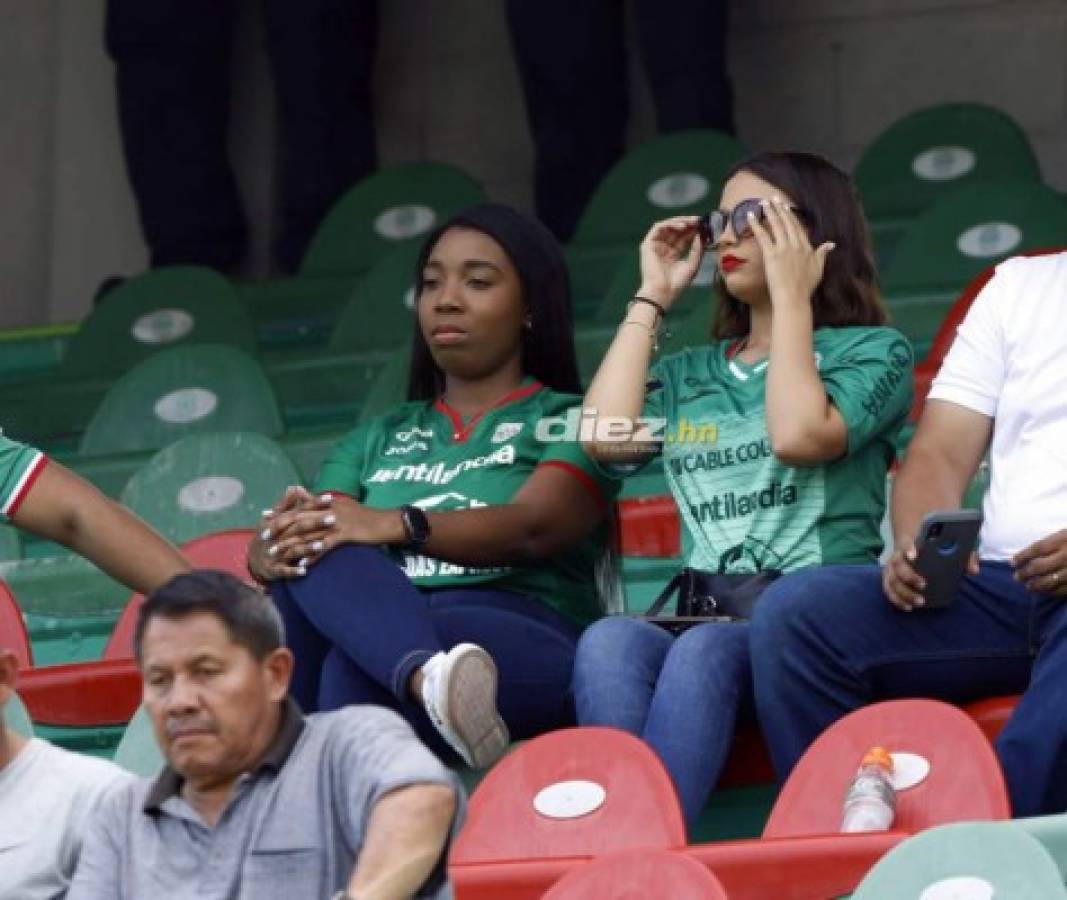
left=1014, top=815, right=1067, bottom=884
left=113, top=705, right=164, bottom=777
left=617, top=495, right=681, bottom=557
left=572, top=130, right=746, bottom=248
left=60, top=267, right=256, bottom=379
left=120, top=432, right=301, bottom=544
left=542, top=848, right=729, bottom=900
left=882, top=179, right=1067, bottom=325
left=279, top=426, right=350, bottom=487
left=16, top=657, right=141, bottom=728
left=450, top=727, right=687, bottom=899
left=592, top=251, right=719, bottom=328
left=0, top=524, right=20, bottom=561
left=850, top=821, right=1066, bottom=900
left=3, top=691, right=34, bottom=736
left=104, top=529, right=256, bottom=660
left=856, top=102, right=1042, bottom=264
left=356, top=345, right=412, bottom=424
left=761, top=698, right=1010, bottom=838
left=0, top=578, right=32, bottom=668
left=909, top=247, right=1067, bottom=421
left=329, top=242, right=421, bottom=354
left=299, top=162, right=485, bottom=277
left=79, top=344, right=283, bottom=456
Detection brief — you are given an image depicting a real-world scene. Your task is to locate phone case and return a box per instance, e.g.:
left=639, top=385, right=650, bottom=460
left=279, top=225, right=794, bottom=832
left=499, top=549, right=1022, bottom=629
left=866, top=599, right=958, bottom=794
left=913, top=509, right=982, bottom=609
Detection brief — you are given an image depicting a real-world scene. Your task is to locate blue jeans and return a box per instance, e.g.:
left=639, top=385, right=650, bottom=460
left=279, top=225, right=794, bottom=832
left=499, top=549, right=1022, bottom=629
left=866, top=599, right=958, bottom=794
left=749, top=562, right=1067, bottom=816
left=270, top=545, right=582, bottom=760
left=572, top=616, right=752, bottom=825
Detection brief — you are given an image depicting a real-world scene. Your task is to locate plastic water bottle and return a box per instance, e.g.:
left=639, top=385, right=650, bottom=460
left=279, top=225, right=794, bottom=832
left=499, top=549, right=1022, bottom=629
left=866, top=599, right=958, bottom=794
left=840, top=746, right=897, bottom=832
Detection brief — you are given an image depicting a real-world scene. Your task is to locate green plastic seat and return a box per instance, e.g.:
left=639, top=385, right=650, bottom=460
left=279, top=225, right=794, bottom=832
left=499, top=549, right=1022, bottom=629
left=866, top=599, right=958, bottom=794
left=299, top=162, right=485, bottom=277
left=3, top=691, right=34, bottom=736
left=239, top=274, right=361, bottom=349
left=266, top=348, right=393, bottom=431
left=884, top=179, right=1067, bottom=298
left=851, top=821, right=1067, bottom=900
left=3, top=555, right=128, bottom=665
left=621, top=555, right=682, bottom=614
left=60, top=266, right=256, bottom=379
left=113, top=705, right=165, bottom=777
left=857, top=103, right=1041, bottom=226
left=329, top=242, right=422, bottom=354
left=357, top=345, right=412, bottom=424
left=571, top=130, right=746, bottom=247
left=120, top=432, right=302, bottom=544
left=280, top=426, right=350, bottom=485
left=79, top=344, right=283, bottom=457
left=0, top=525, right=20, bottom=561
left=1014, top=815, right=1067, bottom=884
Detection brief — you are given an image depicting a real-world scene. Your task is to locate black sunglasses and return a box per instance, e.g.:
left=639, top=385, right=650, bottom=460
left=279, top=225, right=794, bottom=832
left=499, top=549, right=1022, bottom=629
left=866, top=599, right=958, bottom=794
left=698, top=198, right=809, bottom=245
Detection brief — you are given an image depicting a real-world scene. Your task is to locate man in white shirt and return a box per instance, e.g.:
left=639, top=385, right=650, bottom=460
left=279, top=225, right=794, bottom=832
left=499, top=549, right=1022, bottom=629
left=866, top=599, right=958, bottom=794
left=749, top=251, right=1067, bottom=816
left=0, top=647, right=131, bottom=900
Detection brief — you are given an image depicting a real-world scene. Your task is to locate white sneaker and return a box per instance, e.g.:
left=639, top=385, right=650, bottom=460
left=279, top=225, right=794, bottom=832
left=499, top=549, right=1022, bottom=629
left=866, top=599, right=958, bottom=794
left=421, top=643, right=509, bottom=769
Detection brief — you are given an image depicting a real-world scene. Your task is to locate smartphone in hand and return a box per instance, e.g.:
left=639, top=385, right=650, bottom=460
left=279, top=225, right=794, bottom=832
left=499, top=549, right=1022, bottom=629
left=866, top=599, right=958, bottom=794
left=913, top=509, right=982, bottom=609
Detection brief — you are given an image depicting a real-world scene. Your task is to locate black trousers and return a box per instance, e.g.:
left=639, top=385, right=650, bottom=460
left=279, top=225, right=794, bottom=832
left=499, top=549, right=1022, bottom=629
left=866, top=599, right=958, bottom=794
left=106, top=0, right=378, bottom=272
left=505, top=0, right=734, bottom=241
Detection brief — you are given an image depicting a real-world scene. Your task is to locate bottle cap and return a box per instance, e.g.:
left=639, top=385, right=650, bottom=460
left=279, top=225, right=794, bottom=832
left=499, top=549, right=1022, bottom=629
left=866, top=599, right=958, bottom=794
left=860, top=746, right=895, bottom=772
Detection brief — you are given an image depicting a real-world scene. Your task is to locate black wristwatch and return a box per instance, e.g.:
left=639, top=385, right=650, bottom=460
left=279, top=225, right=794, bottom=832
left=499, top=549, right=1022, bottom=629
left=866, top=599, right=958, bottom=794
left=399, top=504, right=431, bottom=550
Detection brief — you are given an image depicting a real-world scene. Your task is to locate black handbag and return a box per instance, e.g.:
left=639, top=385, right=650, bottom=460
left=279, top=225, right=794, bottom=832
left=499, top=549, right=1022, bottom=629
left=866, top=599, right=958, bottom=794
left=641, top=568, right=781, bottom=633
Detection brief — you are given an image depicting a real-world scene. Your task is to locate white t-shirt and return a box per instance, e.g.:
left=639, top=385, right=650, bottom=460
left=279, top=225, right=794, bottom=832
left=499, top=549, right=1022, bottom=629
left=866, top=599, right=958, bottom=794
left=0, top=738, right=131, bottom=900
left=928, top=251, right=1067, bottom=560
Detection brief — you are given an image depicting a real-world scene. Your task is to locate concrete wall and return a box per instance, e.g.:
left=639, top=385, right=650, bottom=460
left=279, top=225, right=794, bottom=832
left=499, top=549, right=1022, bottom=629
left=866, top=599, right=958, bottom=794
left=0, top=0, right=1064, bottom=328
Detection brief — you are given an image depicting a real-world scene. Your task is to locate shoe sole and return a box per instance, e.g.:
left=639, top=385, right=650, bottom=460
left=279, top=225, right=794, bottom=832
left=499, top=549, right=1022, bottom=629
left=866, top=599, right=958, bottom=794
left=443, top=645, right=510, bottom=769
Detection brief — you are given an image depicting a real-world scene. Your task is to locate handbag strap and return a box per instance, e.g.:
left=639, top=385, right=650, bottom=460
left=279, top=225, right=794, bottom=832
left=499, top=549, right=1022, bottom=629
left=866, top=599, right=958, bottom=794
left=645, top=570, right=688, bottom=617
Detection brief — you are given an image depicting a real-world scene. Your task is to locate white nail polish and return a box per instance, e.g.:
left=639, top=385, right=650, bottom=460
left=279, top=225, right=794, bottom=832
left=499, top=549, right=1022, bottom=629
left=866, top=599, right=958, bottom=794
left=267, top=545, right=278, bottom=556
left=323, top=514, right=337, bottom=526
left=261, top=509, right=274, bottom=518
left=298, top=557, right=309, bottom=568
left=321, top=493, right=333, bottom=503
left=297, top=567, right=307, bottom=577
left=260, top=528, right=271, bottom=540
left=311, top=540, right=324, bottom=552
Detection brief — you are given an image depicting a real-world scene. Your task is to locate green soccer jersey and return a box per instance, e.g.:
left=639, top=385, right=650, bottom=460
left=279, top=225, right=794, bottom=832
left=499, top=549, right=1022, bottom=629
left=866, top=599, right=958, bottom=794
left=0, top=431, right=47, bottom=523
left=314, top=380, right=619, bottom=626
left=643, top=327, right=913, bottom=574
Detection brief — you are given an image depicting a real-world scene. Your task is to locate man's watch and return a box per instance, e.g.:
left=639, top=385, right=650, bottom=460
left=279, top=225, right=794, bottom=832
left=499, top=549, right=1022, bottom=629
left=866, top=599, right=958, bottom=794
left=399, top=504, right=431, bottom=550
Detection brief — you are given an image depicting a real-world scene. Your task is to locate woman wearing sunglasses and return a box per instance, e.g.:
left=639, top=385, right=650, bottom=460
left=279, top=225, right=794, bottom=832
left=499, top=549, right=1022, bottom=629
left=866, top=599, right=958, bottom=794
left=572, top=151, right=913, bottom=827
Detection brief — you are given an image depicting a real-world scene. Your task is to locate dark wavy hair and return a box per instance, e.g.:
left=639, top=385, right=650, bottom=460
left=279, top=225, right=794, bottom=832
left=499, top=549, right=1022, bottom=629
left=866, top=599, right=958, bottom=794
left=407, top=203, right=582, bottom=400
left=712, top=151, right=887, bottom=340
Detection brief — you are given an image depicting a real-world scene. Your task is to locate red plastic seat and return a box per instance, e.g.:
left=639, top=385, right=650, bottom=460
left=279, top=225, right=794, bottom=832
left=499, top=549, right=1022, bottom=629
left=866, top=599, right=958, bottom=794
left=617, top=495, right=680, bottom=557
left=17, top=657, right=141, bottom=726
left=450, top=727, right=686, bottom=899
left=0, top=579, right=32, bottom=668
left=104, top=528, right=255, bottom=659
left=964, top=694, right=1020, bottom=744
left=910, top=246, right=1066, bottom=422
left=762, top=698, right=1010, bottom=838
left=543, top=848, right=728, bottom=900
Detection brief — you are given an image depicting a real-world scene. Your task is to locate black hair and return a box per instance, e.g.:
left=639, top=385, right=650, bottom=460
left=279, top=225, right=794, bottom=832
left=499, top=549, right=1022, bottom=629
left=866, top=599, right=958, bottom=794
left=133, top=570, right=283, bottom=664
left=407, top=203, right=582, bottom=400
left=713, top=151, right=887, bottom=339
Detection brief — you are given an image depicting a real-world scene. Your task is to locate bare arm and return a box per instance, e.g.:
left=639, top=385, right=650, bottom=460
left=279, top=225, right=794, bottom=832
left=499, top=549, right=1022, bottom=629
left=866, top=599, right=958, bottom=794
left=583, top=216, right=706, bottom=462
left=757, top=198, right=846, bottom=465
left=883, top=399, right=992, bottom=609
left=256, top=464, right=608, bottom=576
left=345, top=783, right=457, bottom=900
left=13, top=461, right=189, bottom=594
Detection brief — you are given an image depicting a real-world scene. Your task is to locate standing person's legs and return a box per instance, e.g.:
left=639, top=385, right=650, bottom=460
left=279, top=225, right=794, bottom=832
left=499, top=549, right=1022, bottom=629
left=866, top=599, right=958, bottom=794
left=633, top=0, right=735, bottom=133
left=262, top=0, right=379, bottom=272
left=750, top=564, right=1035, bottom=801
left=105, top=0, right=247, bottom=269
left=504, top=0, right=628, bottom=241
